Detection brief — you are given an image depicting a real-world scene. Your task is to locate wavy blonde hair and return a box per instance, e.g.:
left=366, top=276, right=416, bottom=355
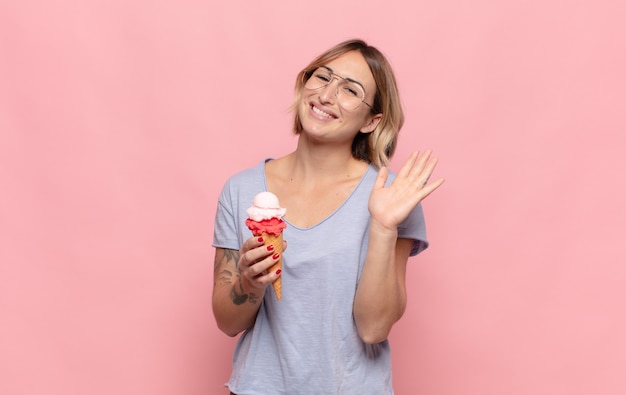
left=292, top=39, right=404, bottom=168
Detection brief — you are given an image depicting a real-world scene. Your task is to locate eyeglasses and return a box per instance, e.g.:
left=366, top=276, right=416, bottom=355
left=303, top=67, right=373, bottom=111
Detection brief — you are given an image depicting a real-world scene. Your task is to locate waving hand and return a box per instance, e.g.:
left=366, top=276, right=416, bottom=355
left=368, top=150, right=445, bottom=231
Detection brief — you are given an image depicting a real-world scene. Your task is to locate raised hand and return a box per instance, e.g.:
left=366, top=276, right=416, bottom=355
left=368, top=150, right=445, bottom=231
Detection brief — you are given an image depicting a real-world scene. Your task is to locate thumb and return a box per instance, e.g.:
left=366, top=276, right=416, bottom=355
left=374, top=166, right=389, bottom=190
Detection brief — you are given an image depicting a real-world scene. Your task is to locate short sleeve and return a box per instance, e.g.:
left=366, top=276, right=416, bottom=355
left=398, top=202, right=428, bottom=256
left=212, top=179, right=241, bottom=250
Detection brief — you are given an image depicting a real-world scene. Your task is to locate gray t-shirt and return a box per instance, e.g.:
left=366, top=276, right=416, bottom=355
left=213, top=159, right=428, bottom=395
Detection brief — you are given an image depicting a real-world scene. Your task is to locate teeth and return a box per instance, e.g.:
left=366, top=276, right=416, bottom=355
left=312, top=105, right=333, bottom=119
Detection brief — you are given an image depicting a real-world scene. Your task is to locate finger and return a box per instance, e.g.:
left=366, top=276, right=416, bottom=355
left=408, top=149, right=433, bottom=178
left=246, top=259, right=268, bottom=277
left=418, top=177, right=445, bottom=200
left=397, top=151, right=419, bottom=179
left=247, top=252, right=281, bottom=279
left=254, top=268, right=282, bottom=286
left=242, top=235, right=265, bottom=253
left=417, top=155, right=439, bottom=187
left=240, top=241, right=273, bottom=271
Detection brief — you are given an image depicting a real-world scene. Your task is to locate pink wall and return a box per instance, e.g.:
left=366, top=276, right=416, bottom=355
left=1, top=1, right=625, bottom=394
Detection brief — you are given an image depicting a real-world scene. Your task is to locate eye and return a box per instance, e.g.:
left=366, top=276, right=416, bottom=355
left=342, top=84, right=360, bottom=97
left=314, top=72, right=331, bottom=83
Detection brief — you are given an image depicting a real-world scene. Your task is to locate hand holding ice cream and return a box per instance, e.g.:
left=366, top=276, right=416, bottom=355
left=245, top=192, right=286, bottom=300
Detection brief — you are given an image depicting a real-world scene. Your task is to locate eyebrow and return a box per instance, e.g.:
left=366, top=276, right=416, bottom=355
left=321, top=66, right=366, bottom=91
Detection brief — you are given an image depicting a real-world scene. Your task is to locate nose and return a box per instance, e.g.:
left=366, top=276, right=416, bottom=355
left=318, top=77, right=339, bottom=104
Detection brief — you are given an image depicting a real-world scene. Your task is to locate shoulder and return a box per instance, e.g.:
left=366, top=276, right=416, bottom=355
left=218, top=159, right=269, bottom=204
left=222, top=159, right=270, bottom=189
left=228, top=159, right=268, bottom=182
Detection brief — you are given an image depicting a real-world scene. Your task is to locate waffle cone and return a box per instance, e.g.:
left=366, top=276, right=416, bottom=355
left=262, top=232, right=283, bottom=300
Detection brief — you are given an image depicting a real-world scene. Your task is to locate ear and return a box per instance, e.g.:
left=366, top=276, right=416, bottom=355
left=360, top=113, right=382, bottom=134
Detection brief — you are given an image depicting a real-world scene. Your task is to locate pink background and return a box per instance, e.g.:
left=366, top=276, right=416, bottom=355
left=1, top=1, right=625, bottom=394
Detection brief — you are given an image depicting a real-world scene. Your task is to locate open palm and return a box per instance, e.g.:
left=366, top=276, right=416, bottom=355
left=368, top=150, right=445, bottom=231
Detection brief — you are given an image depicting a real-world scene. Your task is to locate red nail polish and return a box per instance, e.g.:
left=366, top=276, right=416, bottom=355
left=257, top=237, right=264, bottom=242
left=272, top=253, right=280, bottom=260
left=266, top=245, right=274, bottom=251
left=275, top=269, right=282, bottom=275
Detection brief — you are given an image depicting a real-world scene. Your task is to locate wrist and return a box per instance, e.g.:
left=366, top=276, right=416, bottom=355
left=369, top=218, right=398, bottom=239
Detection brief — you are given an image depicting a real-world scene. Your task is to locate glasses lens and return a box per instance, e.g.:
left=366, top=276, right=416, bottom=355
left=337, top=82, right=365, bottom=110
left=304, top=68, right=331, bottom=90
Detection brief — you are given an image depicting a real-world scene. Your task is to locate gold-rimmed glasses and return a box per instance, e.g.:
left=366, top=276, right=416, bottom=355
left=303, top=67, right=373, bottom=111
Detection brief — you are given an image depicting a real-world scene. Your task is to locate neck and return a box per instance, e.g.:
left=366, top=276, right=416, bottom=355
left=283, top=142, right=367, bottom=184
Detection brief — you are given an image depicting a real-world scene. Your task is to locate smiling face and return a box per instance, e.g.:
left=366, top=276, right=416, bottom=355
left=290, top=39, right=404, bottom=167
left=297, top=51, right=382, bottom=145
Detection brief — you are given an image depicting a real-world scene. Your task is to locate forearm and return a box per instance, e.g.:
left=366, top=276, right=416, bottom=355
left=353, top=221, right=409, bottom=344
left=212, top=248, right=264, bottom=336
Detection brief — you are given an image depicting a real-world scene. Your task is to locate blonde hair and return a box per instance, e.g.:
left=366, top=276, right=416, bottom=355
left=292, top=39, right=404, bottom=168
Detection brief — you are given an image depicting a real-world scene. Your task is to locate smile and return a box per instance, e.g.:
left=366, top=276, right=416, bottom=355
left=311, top=104, right=336, bottom=119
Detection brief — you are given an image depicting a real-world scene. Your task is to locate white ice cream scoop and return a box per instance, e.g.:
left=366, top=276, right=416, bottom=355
left=246, top=192, right=286, bottom=221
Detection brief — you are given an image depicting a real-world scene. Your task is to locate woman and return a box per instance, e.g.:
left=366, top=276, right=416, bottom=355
left=212, top=39, right=444, bottom=395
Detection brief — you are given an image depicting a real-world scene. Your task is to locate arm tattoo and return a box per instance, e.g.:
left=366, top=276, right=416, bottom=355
left=214, top=249, right=238, bottom=287
left=231, top=281, right=260, bottom=305
left=215, top=248, right=260, bottom=305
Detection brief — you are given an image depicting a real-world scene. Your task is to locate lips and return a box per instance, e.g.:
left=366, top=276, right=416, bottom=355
left=310, top=103, right=337, bottom=119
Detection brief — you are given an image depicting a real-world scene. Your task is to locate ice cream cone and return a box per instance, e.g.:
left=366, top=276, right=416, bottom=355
left=246, top=191, right=286, bottom=301
left=262, top=232, right=283, bottom=300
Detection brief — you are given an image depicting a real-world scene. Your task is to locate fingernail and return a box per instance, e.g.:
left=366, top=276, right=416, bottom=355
left=266, top=245, right=274, bottom=252
left=257, top=237, right=264, bottom=242
left=275, top=269, right=282, bottom=275
left=272, top=253, right=280, bottom=260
